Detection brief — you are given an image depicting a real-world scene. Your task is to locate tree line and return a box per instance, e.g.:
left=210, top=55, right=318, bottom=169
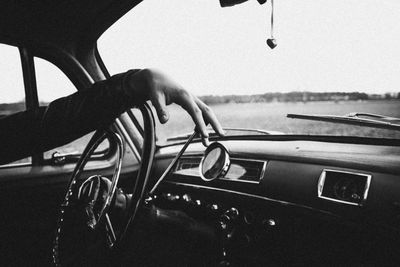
left=1, top=92, right=399, bottom=114
left=199, top=92, right=400, bottom=105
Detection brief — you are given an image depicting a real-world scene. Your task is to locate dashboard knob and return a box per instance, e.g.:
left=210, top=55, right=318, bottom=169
left=206, top=203, right=219, bottom=217
left=225, top=207, right=239, bottom=220
left=181, top=194, right=193, bottom=206
left=205, top=203, right=218, bottom=212
left=262, top=218, right=277, bottom=230
left=210, top=204, right=219, bottom=211
left=182, top=194, right=192, bottom=203
left=219, top=207, right=239, bottom=231
left=219, top=215, right=230, bottom=231
left=195, top=199, right=202, bottom=206
left=144, top=195, right=154, bottom=205
left=164, top=193, right=180, bottom=202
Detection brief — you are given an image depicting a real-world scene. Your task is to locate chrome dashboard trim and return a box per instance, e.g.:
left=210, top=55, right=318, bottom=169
left=317, top=168, right=372, bottom=206
left=220, top=159, right=267, bottom=184
left=175, top=156, right=267, bottom=184
left=172, top=155, right=202, bottom=176
left=199, top=142, right=230, bottom=182
left=166, top=181, right=336, bottom=216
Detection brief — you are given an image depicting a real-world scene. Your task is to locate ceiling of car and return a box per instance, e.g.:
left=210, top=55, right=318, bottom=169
left=0, top=0, right=142, bottom=53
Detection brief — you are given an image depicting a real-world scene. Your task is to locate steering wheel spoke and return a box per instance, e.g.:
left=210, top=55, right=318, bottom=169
left=53, top=103, right=156, bottom=266
left=105, top=213, right=117, bottom=248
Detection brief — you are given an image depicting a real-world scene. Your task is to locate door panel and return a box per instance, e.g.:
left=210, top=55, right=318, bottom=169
left=0, top=143, right=139, bottom=266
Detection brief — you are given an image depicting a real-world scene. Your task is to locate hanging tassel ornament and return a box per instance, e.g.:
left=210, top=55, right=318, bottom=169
left=266, top=0, right=277, bottom=49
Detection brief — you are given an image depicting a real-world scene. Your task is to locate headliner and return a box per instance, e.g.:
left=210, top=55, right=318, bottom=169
left=0, top=0, right=142, bottom=53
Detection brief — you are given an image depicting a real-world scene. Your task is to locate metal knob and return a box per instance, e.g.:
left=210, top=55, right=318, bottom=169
left=262, top=218, right=277, bottom=231
left=225, top=207, right=239, bottom=220
left=219, top=207, right=239, bottom=231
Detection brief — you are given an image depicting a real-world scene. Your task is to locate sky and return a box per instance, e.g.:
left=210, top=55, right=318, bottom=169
left=1, top=0, right=400, bottom=103
left=99, top=0, right=400, bottom=97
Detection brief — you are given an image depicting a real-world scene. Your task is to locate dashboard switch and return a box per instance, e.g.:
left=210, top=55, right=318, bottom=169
left=219, top=215, right=230, bottom=231
left=263, top=218, right=277, bottom=230
left=207, top=204, right=220, bottom=216
left=165, top=193, right=180, bottom=201
left=225, top=207, right=239, bottom=220
left=219, top=207, right=240, bottom=232
left=210, top=204, right=219, bottom=211
left=182, top=194, right=192, bottom=203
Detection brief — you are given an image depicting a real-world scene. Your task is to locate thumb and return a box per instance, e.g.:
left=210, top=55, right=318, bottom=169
left=152, top=91, right=170, bottom=124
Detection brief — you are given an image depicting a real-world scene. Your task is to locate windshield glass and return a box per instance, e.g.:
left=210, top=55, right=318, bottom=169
left=99, top=0, right=400, bottom=144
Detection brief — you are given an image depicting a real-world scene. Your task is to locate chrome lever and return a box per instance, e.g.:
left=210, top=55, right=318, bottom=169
left=149, top=130, right=198, bottom=195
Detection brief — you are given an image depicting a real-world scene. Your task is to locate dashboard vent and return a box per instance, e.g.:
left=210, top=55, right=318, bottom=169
left=174, top=157, right=202, bottom=176
left=221, top=158, right=266, bottom=183
left=318, top=169, right=372, bottom=206
left=174, top=156, right=267, bottom=184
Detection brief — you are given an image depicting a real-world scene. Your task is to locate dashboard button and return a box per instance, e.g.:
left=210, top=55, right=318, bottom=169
left=263, top=218, right=277, bottom=230
left=225, top=207, right=239, bottom=220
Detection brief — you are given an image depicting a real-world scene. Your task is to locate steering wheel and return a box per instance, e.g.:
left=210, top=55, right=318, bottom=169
left=52, top=103, right=156, bottom=266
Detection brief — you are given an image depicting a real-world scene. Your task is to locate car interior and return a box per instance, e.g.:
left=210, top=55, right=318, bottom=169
left=1, top=0, right=400, bottom=266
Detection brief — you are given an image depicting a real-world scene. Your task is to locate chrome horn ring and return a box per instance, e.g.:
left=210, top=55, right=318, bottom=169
left=53, top=103, right=156, bottom=267
left=52, top=129, right=124, bottom=266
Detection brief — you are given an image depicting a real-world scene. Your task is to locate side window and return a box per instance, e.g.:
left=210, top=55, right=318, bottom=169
left=0, top=45, right=31, bottom=165
left=34, top=57, right=109, bottom=163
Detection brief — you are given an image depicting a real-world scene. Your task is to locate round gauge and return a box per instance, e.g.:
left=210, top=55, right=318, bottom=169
left=199, top=142, right=230, bottom=182
left=333, top=178, right=361, bottom=202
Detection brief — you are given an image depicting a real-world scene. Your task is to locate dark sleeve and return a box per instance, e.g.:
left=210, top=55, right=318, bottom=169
left=0, top=70, right=139, bottom=165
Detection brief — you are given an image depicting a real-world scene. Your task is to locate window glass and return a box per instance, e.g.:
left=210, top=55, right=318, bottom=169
left=0, top=45, right=31, bottom=165
left=35, top=57, right=76, bottom=103
left=35, top=57, right=109, bottom=160
left=0, top=45, right=26, bottom=114
left=99, top=0, right=400, bottom=143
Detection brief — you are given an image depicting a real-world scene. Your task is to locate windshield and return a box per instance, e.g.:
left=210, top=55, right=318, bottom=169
left=99, top=0, right=400, bottom=144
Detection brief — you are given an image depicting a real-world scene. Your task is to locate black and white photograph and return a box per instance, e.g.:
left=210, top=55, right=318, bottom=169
left=0, top=0, right=400, bottom=266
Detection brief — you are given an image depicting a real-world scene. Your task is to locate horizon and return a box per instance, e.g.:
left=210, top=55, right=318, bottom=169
left=198, top=91, right=399, bottom=97
left=1, top=90, right=398, bottom=106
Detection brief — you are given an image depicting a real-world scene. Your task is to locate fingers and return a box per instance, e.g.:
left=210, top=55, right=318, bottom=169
left=152, top=88, right=224, bottom=146
left=175, top=91, right=210, bottom=146
left=143, top=69, right=224, bottom=146
left=194, top=97, right=225, bottom=137
left=152, top=90, right=170, bottom=124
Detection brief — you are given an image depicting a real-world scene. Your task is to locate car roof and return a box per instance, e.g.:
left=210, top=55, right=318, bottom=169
left=0, top=0, right=142, bottom=52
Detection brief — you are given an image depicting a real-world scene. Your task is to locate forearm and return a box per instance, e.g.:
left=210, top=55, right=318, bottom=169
left=0, top=70, right=139, bottom=164
left=0, top=67, right=224, bottom=164
left=38, top=70, right=139, bottom=151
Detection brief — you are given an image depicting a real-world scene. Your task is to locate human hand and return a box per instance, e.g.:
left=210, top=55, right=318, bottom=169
left=125, top=69, right=225, bottom=146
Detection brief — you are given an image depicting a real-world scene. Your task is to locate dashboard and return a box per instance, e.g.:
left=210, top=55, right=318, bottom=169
left=144, top=138, right=400, bottom=265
